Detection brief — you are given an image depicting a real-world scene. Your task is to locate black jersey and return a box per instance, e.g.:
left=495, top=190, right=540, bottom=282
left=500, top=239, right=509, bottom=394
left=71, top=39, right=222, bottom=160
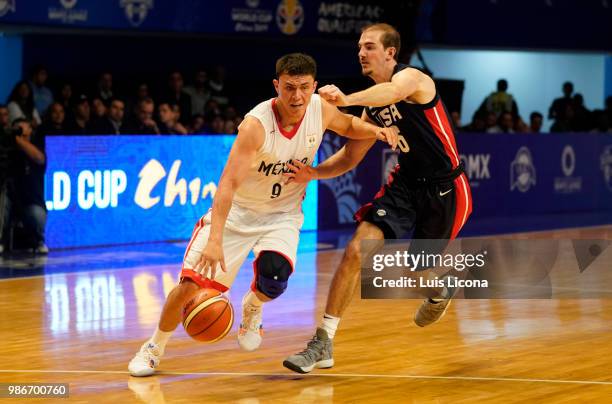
left=365, top=63, right=460, bottom=179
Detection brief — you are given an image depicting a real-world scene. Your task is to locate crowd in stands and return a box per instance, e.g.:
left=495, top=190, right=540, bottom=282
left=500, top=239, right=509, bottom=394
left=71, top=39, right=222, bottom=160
left=2, top=65, right=243, bottom=138
left=457, top=79, right=612, bottom=134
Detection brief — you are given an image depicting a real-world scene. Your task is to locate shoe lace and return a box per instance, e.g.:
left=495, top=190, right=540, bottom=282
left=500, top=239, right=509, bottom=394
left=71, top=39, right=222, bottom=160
left=241, top=305, right=262, bottom=332
left=136, top=344, right=159, bottom=363
left=297, top=336, right=325, bottom=362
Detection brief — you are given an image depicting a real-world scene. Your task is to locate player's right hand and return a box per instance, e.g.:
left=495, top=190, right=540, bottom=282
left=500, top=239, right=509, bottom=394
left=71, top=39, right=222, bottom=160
left=283, top=160, right=317, bottom=184
left=318, top=84, right=349, bottom=106
left=194, top=240, right=227, bottom=280
left=376, top=126, right=400, bottom=150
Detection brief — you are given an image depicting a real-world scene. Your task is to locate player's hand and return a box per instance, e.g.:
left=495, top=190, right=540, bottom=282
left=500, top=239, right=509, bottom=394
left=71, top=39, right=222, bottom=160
left=194, top=239, right=227, bottom=280
left=283, top=160, right=317, bottom=184
left=376, top=126, right=400, bottom=151
left=318, top=84, right=349, bottom=107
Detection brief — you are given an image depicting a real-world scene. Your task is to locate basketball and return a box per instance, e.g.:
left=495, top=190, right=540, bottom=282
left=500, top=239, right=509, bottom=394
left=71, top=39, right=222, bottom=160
left=182, top=288, right=234, bottom=343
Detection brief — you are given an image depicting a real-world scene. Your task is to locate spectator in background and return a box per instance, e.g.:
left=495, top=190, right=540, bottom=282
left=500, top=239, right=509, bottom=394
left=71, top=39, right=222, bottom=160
left=204, top=99, right=222, bottom=120
left=459, top=110, right=486, bottom=132
left=164, top=71, right=191, bottom=124
left=65, top=94, right=93, bottom=134
left=189, top=114, right=206, bottom=134
left=478, top=79, right=519, bottom=119
left=590, top=109, right=611, bottom=133
left=10, top=118, right=48, bottom=254
left=7, top=81, right=41, bottom=127
left=96, top=72, right=114, bottom=104
left=551, top=103, right=576, bottom=132
left=208, top=65, right=229, bottom=107
left=549, top=81, right=574, bottom=122
left=157, top=102, right=188, bottom=135
left=209, top=114, right=225, bottom=134
left=91, top=96, right=107, bottom=126
left=223, top=119, right=237, bottom=134
left=30, top=65, right=54, bottom=116
left=487, top=111, right=515, bottom=133
left=485, top=111, right=498, bottom=131
left=124, top=97, right=160, bottom=134
left=529, top=111, right=543, bottom=133
left=514, top=116, right=529, bottom=133
left=0, top=104, right=9, bottom=131
left=37, top=102, right=67, bottom=136
left=572, top=93, right=591, bottom=131
left=184, top=69, right=211, bottom=117
left=91, top=98, right=125, bottom=135
left=57, top=82, right=74, bottom=123
left=128, top=82, right=151, bottom=119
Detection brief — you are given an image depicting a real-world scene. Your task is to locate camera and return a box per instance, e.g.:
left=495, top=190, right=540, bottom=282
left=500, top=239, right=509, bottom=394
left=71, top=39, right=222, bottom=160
left=2, top=127, right=23, bottom=138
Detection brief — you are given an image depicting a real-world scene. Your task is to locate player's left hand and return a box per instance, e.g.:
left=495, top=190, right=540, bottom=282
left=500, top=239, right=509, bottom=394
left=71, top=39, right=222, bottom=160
left=194, top=240, right=227, bottom=280
left=283, top=160, right=317, bottom=184
left=318, top=84, right=349, bottom=107
left=376, top=126, right=400, bottom=151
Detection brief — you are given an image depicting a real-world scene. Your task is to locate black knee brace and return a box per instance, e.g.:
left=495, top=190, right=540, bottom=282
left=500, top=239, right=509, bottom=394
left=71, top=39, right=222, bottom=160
left=254, top=251, right=293, bottom=299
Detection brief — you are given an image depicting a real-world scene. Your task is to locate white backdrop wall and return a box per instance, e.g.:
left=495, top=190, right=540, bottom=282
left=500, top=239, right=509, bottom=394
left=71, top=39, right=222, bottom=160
left=419, top=49, right=608, bottom=131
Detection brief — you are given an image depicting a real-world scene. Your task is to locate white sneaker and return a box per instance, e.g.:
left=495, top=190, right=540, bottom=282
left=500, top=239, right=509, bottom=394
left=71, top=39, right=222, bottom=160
left=128, top=342, right=161, bottom=377
left=237, top=296, right=263, bottom=352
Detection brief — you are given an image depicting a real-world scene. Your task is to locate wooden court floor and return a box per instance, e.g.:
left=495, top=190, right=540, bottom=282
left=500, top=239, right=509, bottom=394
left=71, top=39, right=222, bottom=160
left=1, top=226, right=612, bottom=403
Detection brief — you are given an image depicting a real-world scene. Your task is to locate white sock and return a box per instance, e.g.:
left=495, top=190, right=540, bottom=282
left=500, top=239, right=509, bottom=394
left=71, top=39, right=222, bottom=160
left=243, top=290, right=264, bottom=309
left=150, top=327, right=173, bottom=354
left=321, top=313, right=340, bottom=339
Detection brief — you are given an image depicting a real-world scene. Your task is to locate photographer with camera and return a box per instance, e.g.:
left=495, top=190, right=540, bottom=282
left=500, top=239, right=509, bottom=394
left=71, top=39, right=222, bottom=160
left=0, top=118, right=48, bottom=254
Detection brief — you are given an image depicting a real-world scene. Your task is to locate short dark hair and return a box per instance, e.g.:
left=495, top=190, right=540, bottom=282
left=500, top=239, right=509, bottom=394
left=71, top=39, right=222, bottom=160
left=362, top=23, right=401, bottom=61
left=275, top=53, right=317, bottom=78
left=530, top=111, right=543, bottom=120
left=12, top=117, right=29, bottom=126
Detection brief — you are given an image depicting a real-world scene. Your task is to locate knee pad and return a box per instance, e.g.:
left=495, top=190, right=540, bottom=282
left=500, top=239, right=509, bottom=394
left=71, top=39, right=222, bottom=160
left=254, top=251, right=293, bottom=299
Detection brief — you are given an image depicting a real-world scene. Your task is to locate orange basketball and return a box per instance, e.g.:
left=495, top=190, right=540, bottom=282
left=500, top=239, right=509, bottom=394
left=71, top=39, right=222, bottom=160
left=182, top=288, right=234, bottom=343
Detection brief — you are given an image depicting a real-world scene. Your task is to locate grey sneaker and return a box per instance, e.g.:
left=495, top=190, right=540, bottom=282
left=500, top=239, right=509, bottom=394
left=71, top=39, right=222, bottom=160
left=414, top=298, right=452, bottom=327
left=283, top=328, right=334, bottom=374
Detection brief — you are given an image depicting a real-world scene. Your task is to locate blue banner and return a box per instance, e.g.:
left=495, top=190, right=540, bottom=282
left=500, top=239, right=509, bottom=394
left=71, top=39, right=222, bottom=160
left=317, top=133, right=612, bottom=235
left=45, top=135, right=317, bottom=249
left=0, top=0, right=384, bottom=37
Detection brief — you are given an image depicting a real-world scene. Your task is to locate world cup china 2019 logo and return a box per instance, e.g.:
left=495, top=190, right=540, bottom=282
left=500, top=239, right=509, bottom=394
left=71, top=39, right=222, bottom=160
left=276, top=0, right=303, bottom=35
left=120, top=0, right=153, bottom=27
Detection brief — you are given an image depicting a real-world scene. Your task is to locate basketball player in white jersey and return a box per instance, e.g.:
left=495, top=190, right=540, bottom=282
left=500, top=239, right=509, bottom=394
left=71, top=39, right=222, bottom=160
left=128, top=53, right=398, bottom=376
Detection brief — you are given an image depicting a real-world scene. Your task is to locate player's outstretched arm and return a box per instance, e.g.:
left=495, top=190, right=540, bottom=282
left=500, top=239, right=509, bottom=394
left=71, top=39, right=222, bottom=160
left=194, top=116, right=264, bottom=279
left=285, top=138, right=374, bottom=184
left=284, top=110, right=379, bottom=184
left=321, top=98, right=398, bottom=149
left=318, top=68, right=427, bottom=107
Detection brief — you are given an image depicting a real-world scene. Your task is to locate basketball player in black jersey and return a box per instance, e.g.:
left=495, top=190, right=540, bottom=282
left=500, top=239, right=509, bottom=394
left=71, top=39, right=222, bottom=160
left=283, top=23, right=472, bottom=374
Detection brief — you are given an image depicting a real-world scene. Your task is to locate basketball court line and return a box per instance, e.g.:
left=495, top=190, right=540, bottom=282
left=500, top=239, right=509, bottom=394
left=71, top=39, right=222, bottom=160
left=0, top=369, right=611, bottom=386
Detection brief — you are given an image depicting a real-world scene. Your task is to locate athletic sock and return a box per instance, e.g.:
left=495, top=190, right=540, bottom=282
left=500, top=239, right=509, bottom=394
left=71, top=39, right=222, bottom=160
left=321, top=313, right=340, bottom=339
left=150, top=327, right=173, bottom=355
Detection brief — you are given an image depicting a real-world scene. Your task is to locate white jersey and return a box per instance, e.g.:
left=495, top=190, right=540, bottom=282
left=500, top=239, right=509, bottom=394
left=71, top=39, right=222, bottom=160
left=233, top=94, right=324, bottom=214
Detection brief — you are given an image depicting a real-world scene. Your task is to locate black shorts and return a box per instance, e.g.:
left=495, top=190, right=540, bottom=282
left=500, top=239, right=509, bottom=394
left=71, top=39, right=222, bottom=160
left=354, top=165, right=472, bottom=241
